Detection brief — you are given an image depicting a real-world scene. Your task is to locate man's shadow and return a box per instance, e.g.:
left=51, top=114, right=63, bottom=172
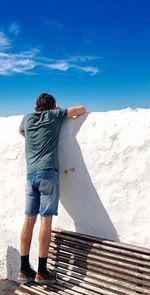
left=58, top=114, right=119, bottom=242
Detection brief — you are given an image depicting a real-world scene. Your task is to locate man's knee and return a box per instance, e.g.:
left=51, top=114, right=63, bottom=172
left=40, top=216, right=52, bottom=228
left=24, top=215, right=37, bottom=227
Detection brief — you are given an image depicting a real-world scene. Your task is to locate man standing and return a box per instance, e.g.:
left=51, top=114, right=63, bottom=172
left=18, top=93, right=86, bottom=284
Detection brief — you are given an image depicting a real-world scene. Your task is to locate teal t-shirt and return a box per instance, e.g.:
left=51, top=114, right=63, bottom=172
left=19, top=109, right=67, bottom=174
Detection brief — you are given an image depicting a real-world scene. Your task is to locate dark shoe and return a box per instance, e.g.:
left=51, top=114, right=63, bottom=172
left=35, top=270, right=57, bottom=284
left=18, top=269, right=36, bottom=283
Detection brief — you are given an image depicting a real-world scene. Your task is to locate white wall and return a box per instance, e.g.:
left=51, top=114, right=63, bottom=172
left=0, top=109, right=150, bottom=281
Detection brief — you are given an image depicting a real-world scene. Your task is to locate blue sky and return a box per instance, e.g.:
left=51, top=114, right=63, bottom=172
left=0, top=0, right=150, bottom=116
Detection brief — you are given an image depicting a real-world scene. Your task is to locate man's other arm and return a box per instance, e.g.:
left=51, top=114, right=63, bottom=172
left=19, top=129, right=25, bottom=137
left=67, top=106, right=86, bottom=118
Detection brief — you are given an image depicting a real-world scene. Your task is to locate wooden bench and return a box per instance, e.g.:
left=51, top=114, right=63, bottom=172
left=16, top=229, right=150, bottom=295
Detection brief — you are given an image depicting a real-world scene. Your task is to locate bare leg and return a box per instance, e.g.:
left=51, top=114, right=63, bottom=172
left=39, top=216, right=52, bottom=257
left=35, top=216, right=57, bottom=283
left=21, top=215, right=37, bottom=255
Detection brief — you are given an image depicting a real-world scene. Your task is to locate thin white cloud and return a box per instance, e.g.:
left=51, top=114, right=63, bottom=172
left=46, top=62, right=70, bottom=71
left=15, top=48, right=41, bottom=59
left=0, top=30, right=100, bottom=76
left=75, top=65, right=100, bottom=76
left=9, top=22, right=21, bottom=36
left=0, top=51, right=100, bottom=76
left=45, top=60, right=99, bottom=76
left=0, top=32, right=10, bottom=50
left=66, top=55, right=99, bottom=63
left=0, top=50, right=36, bottom=75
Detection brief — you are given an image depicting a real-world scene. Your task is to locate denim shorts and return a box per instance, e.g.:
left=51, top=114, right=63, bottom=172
left=25, top=169, right=59, bottom=217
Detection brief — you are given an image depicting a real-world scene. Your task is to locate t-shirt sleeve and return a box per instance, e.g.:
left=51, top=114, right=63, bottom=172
left=19, top=116, right=25, bottom=133
left=56, top=109, right=68, bottom=123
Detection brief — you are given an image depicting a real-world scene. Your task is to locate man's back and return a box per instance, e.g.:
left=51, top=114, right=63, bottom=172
left=20, top=109, right=67, bottom=174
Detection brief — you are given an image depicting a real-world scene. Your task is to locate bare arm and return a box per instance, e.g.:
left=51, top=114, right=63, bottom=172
left=19, top=129, right=25, bottom=137
left=67, top=106, right=86, bottom=118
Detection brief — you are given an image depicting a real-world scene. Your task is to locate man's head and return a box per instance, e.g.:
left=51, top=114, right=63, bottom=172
left=35, top=93, right=56, bottom=112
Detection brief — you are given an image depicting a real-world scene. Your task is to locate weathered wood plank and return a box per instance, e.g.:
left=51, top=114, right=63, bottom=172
left=48, top=249, right=150, bottom=274
left=56, top=274, right=148, bottom=295
left=16, top=284, right=47, bottom=295
left=52, top=269, right=150, bottom=294
left=46, top=281, right=98, bottom=295
left=54, top=279, right=120, bottom=295
left=16, top=230, right=150, bottom=295
left=50, top=235, right=150, bottom=262
left=48, top=259, right=150, bottom=288
left=30, top=284, right=75, bottom=295
left=49, top=240, right=150, bottom=267
left=48, top=255, right=150, bottom=280
left=52, top=230, right=150, bottom=255
left=52, top=246, right=150, bottom=271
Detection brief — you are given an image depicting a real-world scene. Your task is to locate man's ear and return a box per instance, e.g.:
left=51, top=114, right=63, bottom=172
left=53, top=105, right=60, bottom=109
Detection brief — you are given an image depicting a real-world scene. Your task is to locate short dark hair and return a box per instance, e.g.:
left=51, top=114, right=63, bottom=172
left=35, top=93, right=56, bottom=112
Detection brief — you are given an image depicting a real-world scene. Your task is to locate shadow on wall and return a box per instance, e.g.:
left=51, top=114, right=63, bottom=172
left=59, top=114, right=119, bottom=242
left=6, top=246, right=20, bottom=281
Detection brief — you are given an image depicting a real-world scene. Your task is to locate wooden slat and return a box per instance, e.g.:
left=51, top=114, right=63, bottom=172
left=45, top=283, right=86, bottom=295
left=49, top=230, right=150, bottom=294
left=49, top=241, right=150, bottom=268
left=51, top=234, right=150, bottom=262
left=16, top=229, right=150, bottom=295
left=48, top=252, right=150, bottom=279
left=17, top=282, right=99, bottom=295
left=53, top=279, right=121, bottom=295
left=48, top=259, right=150, bottom=288
left=46, top=281, right=98, bottom=295
left=56, top=274, right=148, bottom=295
left=52, top=230, right=150, bottom=255
left=29, top=284, right=73, bottom=295
left=48, top=252, right=150, bottom=291
left=16, top=284, right=45, bottom=295
left=50, top=240, right=150, bottom=268
left=48, top=247, right=150, bottom=275
left=50, top=267, right=150, bottom=295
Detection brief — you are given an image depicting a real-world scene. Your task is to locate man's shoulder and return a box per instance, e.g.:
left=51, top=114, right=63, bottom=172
left=50, top=108, right=68, bottom=121
left=21, top=112, right=36, bottom=126
left=23, top=112, right=33, bottom=119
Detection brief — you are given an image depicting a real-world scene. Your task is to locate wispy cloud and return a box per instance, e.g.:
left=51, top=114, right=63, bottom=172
left=0, top=50, right=37, bottom=75
left=0, top=32, right=10, bottom=50
left=0, top=26, right=100, bottom=76
left=46, top=61, right=99, bottom=76
left=66, top=55, right=99, bottom=63
left=46, top=62, right=70, bottom=71
left=74, top=65, right=100, bottom=76
left=9, top=22, right=21, bottom=36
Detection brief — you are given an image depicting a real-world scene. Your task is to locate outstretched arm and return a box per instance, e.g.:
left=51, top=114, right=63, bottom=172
left=67, top=106, right=86, bottom=118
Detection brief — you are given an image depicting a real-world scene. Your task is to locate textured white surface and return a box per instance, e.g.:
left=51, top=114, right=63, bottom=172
left=0, top=109, right=150, bottom=281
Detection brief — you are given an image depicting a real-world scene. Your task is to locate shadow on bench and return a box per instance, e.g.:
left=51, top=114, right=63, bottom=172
left=16, top=229, right=150, bottom=295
